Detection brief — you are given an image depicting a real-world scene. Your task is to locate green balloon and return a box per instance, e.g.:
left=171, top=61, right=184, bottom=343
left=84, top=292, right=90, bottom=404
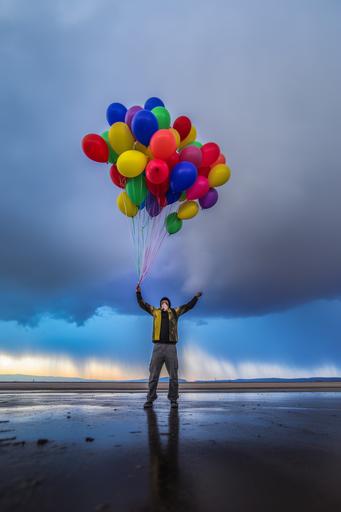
left=101, top=131, right=118, bottom=164
left=179, top=191, right=186, bottom=201
left=151, top=106, right=171, bottom=129
left=126, top=173, right=147, bottom=206
left=165, top=212, right=182, bottom=235
left=183, top=140, right=202, bottom=149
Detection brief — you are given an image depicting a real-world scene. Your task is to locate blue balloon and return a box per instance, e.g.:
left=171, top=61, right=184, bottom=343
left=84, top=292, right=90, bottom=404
left=144, top=97, right=165, bottom=111
left=170, top=162, right=198, bottom=193
left=139, top=199, right=146, bottom=210
left=146, top=192, right=161, bottom=217
left=131, top=109, right=158, bottom=146
left=166, top=189, right=181, bottom=205
left=106, top=103, right=127, bottom=125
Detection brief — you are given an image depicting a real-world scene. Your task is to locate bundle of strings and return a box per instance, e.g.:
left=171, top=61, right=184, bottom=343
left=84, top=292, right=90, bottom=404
left=127, top=177, right=177, bottom=284
left=132, top=202, right=176, bottom=284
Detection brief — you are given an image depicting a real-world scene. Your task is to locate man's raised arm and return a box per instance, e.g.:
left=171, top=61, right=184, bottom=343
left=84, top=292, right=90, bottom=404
left=136, top=284, right=154, bottom=315
left=175, top=292, right=202, bottom=317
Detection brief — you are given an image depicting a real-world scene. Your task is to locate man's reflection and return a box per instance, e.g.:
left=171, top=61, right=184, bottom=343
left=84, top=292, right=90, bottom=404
left=145, top=408, right=190, bottom=511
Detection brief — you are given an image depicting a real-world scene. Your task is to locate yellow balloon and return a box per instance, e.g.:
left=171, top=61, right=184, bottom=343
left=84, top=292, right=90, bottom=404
left=117, top=191, right=138, bottom=217
left=208, top=164, right=231, bottom=187
left=169, top=128, right=180, bottom=148
left=134, top=141, right=153, bottom=159
left=117, top=150, right=147, bottom=178
left=108, top=122, right=134, bottom=155
left=177, top=200, right=199, bottom=220
left=179, top=125, right=197, bottom=149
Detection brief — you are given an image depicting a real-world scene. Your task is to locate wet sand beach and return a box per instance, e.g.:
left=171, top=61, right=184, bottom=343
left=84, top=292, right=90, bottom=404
left=1, top=380, right=341, bottom=392
left=1, top=391, right=341, bottom=511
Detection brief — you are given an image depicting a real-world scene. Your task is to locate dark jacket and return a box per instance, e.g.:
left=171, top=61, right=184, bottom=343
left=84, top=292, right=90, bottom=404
left=136, top=290, right=198, bottom=343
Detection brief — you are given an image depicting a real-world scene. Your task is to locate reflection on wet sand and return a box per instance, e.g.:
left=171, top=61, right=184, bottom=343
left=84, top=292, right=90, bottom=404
left=1, top=393, right=341, bottom=511
left=145, top=408, right=192, bottom=511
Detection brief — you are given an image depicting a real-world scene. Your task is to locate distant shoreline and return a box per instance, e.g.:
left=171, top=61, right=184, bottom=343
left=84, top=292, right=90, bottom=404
left=1, top=381, right=341, bottom=393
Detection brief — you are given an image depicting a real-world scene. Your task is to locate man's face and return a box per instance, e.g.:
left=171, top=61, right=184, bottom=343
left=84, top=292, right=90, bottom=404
left=161, top=301, right=169, bottom=311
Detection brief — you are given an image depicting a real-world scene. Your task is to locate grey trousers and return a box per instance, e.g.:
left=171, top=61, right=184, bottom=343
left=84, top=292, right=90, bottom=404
left=147, top=343, right=179, bottom=402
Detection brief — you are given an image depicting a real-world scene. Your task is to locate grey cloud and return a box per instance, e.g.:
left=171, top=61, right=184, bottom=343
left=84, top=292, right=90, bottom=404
left=0, top=0, right=341, bottom=324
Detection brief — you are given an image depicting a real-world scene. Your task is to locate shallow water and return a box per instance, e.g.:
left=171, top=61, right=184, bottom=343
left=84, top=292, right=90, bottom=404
left=1, top=392, right=341, bottom=511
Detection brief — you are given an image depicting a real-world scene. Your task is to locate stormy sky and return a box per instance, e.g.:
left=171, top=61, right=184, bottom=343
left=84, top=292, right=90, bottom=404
left=0, top=0, right=340, bottom=379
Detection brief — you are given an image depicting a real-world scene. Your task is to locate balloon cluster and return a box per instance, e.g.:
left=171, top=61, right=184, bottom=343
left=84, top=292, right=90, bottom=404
left=81, top=96, right=231, bottom=235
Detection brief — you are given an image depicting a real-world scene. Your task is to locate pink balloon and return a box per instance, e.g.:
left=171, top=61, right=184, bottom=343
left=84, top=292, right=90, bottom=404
left=180, top=146, right=202, bottom=168
left=186, top=175, right=210, bottom=200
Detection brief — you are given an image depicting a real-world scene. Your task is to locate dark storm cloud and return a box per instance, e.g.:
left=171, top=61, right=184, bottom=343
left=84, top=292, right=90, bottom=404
left=0, top=0, right=340, bottom=324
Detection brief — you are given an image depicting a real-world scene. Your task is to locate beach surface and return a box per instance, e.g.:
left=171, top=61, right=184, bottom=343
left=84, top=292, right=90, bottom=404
left=1, top=380, right=341, bottom=392
left=1, top=391, right=341, bottom=511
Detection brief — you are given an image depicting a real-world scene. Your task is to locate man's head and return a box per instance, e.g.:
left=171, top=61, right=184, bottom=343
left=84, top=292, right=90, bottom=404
left=160, top=297, right=171, bottom=311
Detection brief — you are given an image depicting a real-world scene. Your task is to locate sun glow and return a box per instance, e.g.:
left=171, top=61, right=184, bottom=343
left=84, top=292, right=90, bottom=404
left=0, top=352, right=145, bottom=380
left=1, top=347, right=340, bottom=381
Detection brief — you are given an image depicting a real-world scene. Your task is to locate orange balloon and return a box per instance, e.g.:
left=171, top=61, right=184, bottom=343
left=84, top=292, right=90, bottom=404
left=211, top=153, right=226, bottom=167
left=150, top=130, right=177, bottom=160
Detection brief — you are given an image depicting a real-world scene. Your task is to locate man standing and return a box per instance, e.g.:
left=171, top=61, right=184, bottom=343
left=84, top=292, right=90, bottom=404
left=136, top=284, right=202, bottom=408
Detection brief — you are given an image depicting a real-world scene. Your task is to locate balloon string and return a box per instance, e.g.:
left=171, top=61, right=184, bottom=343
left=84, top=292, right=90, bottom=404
left=141, top=227, right=166, bottom=281
left=144, top=205, right=166, bottom=278
left=142, top=213, right=154, bottom=277
left=139, top=210, right=153, bottom=282
left=143, top=200, right=153, bottom=280
left=139, top=196, right=151, bottom=282
left=139, top=201, right=174, bottom=283
left=126, top=174, right=178, bottom=284
left=129, top=182, right=178, bottom=284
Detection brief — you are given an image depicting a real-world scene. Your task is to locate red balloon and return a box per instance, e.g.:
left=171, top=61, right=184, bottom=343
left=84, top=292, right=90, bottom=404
left=158, top=195, right=167, bottom=207
left=110, top=164, right=127, bottom=188
left=201, top=142, right=220, bottom=167
left=146, top=159, right=169, bottom=185
left=198, top=166, right=210, bottom=178
left=150, top=130, right=177, bottom=160
left=173, top=116, right=191, bottom=141
left=82, top=134, right=109, bottom=163
left=146, top=177, right=169, bottom=197
left=166, top=152, right=180, bottom=169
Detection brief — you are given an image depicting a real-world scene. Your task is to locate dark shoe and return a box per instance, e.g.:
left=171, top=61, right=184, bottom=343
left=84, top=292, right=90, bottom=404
left=170, top=401, right=178, bottom=408
left=143, top=400, right=153, bottom=409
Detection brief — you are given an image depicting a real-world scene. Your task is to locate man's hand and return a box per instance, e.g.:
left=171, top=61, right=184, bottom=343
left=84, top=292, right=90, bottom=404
left=195, top=292, right=203, bottom=298
left=136, top=284, right=141, bottom=293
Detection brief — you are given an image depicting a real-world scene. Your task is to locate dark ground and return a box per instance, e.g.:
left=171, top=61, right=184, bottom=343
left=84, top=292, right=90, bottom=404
left=1, top=391, right=341, bottom=512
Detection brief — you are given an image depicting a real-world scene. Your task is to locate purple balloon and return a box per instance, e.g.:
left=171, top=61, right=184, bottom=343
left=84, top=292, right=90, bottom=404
left=199, top=188, right=218, bottom=209
left=146, top=192, right=161, bottom=217
left=125, top=105, right=142, bottom=129
left=180, top=146, right=202, bottom=168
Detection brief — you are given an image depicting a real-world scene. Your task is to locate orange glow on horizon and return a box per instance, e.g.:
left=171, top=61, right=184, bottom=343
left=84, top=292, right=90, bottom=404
left=0, top=352, right=145, bottom=380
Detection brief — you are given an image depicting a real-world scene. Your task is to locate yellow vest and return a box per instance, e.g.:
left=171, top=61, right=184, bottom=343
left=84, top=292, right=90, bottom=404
left=152, top=308, right=179, bottom=342
left=136, top=291, right=198, bottom=342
